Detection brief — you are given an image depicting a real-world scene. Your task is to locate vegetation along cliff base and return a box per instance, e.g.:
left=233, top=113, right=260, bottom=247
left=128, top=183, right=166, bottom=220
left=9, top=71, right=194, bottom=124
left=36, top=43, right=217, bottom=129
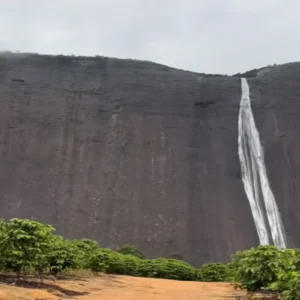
left=0, top=218, right=299, bottom=299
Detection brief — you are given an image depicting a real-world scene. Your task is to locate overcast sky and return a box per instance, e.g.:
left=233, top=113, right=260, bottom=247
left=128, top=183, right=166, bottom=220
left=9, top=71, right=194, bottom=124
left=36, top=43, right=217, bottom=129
left=1, top=0, right=299, bottom=74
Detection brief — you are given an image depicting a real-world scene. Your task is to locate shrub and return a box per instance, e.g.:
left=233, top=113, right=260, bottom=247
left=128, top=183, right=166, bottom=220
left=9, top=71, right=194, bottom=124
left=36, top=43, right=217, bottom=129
left=135, top=259, right=158, bottom=278
left=0, top=219, right=8, bottom=270
left=198, top=263, right=233, bottom=282
left=110, top=254, right=141, bottom=276
left=70, top=239, right=100, bottom=268
left=0, top=218, right=55, bottom=274
left=279, top=271, right=300, bottom=300
left=267, top=249, right=300, bottom=299
left=46, top=236, right=78, bottom=275
left=229, top=246, right=300, bottom=299
left=281, top=248, right=300, bottom=271
left=117, top=245, right=145, bottom=259
left=136, top=258, right=197, bottom=281
left=231, top=245, right=286, bottom=292
left=89, top=249, right=142, bottom=276
left=88, top=249, right=122, bottom=273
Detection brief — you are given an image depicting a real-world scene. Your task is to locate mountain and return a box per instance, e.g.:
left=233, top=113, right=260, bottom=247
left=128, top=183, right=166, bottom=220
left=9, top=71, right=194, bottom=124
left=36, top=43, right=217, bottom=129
left=0, top=52, right=299, bottom=266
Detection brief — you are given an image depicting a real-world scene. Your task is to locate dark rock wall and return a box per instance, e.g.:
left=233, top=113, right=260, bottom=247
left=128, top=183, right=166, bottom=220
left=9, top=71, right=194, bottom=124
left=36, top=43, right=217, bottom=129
left=249, top=63, right=300, bottom=249
left=2, top=53, right=298, bottom=266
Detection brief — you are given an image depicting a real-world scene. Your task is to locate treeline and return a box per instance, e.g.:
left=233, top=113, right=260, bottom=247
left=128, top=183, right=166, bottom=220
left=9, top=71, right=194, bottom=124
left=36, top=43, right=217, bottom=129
left=0, top=218, right=300, bottom=299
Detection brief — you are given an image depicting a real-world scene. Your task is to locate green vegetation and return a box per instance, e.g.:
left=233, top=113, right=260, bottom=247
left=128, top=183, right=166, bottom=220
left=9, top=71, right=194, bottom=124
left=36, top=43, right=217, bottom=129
left=1, top=218, right=300, bottom=299
left=135, top=258, right=197, bottom=280
left=0, top=218, right=232, bottom=283
left=197, top=262, right=234, bottom=282
left=232, top=245, right=300, bottom=299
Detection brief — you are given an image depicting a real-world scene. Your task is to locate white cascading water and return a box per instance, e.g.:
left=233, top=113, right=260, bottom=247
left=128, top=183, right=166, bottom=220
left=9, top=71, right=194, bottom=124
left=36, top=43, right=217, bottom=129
left=238, top=78, right=287, bottom=249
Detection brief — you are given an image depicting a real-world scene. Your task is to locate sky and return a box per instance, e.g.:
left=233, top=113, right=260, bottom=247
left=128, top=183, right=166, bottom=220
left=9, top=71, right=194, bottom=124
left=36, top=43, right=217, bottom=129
left=1, top=0, right=299, bottom=74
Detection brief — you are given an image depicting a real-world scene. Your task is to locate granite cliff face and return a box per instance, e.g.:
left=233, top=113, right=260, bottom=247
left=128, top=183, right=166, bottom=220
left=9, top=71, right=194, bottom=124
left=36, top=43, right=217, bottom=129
left=0, top=52, right=299, bottom=266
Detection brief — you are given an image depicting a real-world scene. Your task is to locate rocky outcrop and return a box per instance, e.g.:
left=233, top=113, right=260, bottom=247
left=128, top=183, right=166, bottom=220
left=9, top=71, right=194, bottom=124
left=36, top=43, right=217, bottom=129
left=0, top=52, right=299, bottom=266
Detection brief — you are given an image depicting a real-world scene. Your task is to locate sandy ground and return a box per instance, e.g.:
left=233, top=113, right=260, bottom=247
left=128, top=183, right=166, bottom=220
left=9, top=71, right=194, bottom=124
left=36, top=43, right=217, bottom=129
left=0, top=274, right=245, bottom=300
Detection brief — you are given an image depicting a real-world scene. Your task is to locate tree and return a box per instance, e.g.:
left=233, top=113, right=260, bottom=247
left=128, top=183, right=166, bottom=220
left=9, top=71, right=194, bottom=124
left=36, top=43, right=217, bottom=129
left=0, top=218, right=54, bottom=275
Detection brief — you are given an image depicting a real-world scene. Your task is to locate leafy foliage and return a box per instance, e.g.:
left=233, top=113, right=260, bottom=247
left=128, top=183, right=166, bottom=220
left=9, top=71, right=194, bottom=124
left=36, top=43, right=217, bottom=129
left=231, top=245, right=285, bottom=291
left=279, top=272, right=300, bottom=300
left=198, top=263, right=233, bottom=282
left=46, top=236, right=78, bottom=275
left=0, top=218, right=54, bottom=274
left=109, top=254, right=141, bottom=276
left=88, top=249, right=123, bottom=273
left=0, top=216, right=199, bottom=282
left=88, top=250, right=197, bottom=280
left=136, top=258, right=197, bottom=281
left=70, top=239, right=100, bottom=268
left=231, top=245, right=300, bottom=299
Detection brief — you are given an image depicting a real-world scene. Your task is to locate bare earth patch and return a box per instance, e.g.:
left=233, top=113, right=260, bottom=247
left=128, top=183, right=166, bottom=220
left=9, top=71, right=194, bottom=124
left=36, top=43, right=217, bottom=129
left=0, top=274, right=245, bottom=300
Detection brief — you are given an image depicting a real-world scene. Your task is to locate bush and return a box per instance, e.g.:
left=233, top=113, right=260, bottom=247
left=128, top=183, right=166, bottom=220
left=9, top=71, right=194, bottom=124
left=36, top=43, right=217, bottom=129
left=0, top=218, right=55, bottom=274
left=88, top=249, right=141, bottom=275
left=70, top=239, right=100, bottom=268
left=231, top=245, right=287, bottom=292
left=116, top=245, right=145, bottom=259
left=88, top=249, right=122, bottom=273
left=136, top=258, right=197, bottom=281
left=279, top=272, right=300, bottom=300
left=46, top=236, right=78, bottom=275
left=0, top=219, right=8, bottom=270
left=229, top=246, right=300, bottom=299
left=0, top=218, right=199, bottom=282
left=266, top=249, right=300, bottom=300
left=135, top=259, right=158, bottom=278
left=198, top=263, right=233, bottom=282
left=110, top=254, right=141, bottom=276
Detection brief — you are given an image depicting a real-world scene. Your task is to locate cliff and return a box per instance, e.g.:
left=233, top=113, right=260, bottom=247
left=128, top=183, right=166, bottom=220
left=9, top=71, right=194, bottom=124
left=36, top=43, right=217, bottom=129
left=0, top=52, right=299, bottom=266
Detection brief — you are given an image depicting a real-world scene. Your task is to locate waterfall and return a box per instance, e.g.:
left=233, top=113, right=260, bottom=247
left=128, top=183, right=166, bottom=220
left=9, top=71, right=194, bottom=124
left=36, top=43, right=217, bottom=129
left=238, top=78, right=287, bottom=249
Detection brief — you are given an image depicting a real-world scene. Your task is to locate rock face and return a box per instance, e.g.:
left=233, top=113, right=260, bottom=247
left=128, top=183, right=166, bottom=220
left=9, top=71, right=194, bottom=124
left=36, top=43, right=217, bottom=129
left=249, top=63, right=300, bottom=249
left=0, top=52, right=299, bottom=266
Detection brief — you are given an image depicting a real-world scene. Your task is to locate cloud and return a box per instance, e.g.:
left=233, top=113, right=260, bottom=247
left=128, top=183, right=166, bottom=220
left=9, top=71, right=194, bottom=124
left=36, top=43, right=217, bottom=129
left=1, top=0, right=299, bottom=74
